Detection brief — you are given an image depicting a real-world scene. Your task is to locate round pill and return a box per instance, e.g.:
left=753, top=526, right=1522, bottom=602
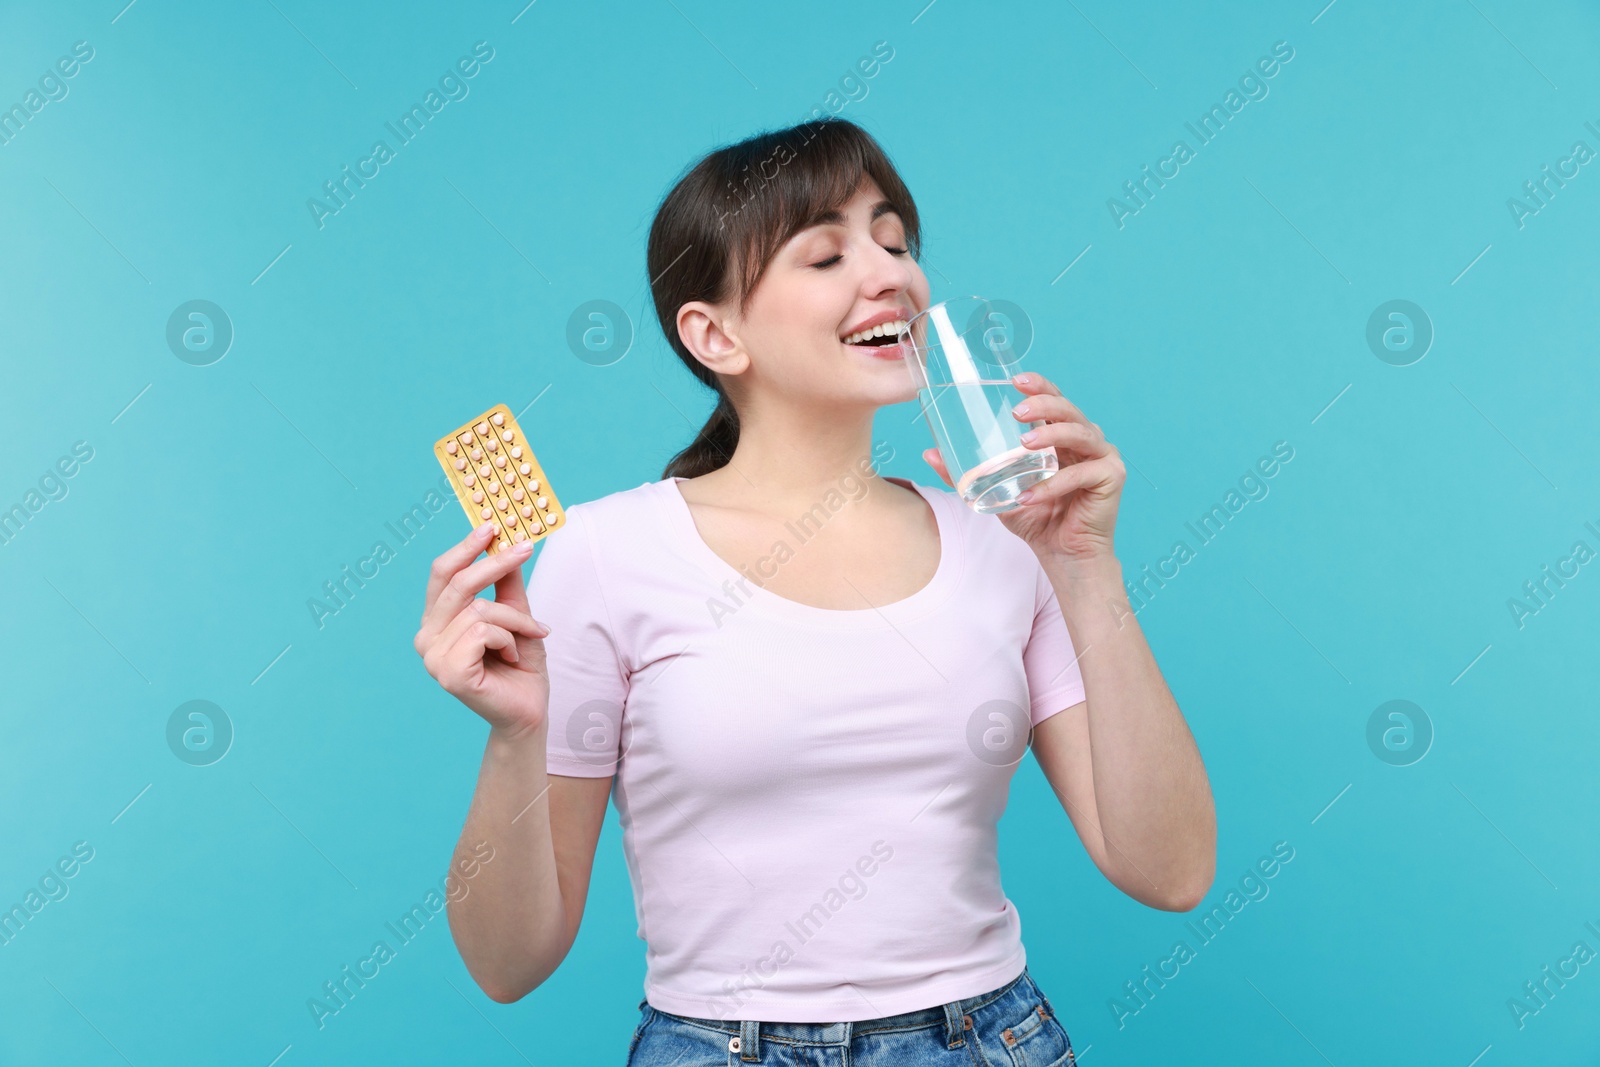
left=503, top=470, right=517, bottom=484
left=494, top=455, right=507, bottom=468
left=462, top=431, right=474, bottom=444
left=472, top=490, right=484, bottom=503
left=477, top=421, right=490, bottom=434
left=512, top=487, right=525, bottom=501
left=454, top=458, right=467, bottom=470
left=497, top=497, right=510, bottom=510
left=536, top=496, right=548, bottom=508
left=512, top=529, right=526, bottom=542
left=492, top=412, right=504, bottom=426
left=520, top=505, right=534, bottom=518
left=485, top=437, right=499, bottom=451
left=463, top=473, right=476, bottom=486
left=519, top=464, right=531, bottom=476
left=478, top=464, right=492, bottom=477
left=445, top=440, right=458, bottom=454
left=479, top=506, right=492, bottom=519
left=487, top=480, right=500, bottom=493
left=529, top=479, right=540, bottom=491
left=501, top=430, right=513, bottom=442
left=510, top=446, right=523, bottom=459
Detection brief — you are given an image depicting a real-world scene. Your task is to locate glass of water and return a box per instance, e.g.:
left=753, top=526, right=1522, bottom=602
left=899, top=295, right=1058, bottom=514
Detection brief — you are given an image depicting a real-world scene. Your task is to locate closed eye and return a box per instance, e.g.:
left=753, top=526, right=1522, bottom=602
left=811, top=246, right=909, bottom=269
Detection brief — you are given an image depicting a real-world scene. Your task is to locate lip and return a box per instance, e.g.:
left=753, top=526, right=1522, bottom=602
left=839, top=307, right=914, bottom=342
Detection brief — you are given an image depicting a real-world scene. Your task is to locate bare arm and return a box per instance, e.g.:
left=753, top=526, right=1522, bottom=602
left=414, top=522, right=614, bottom=1002
left=922, top=371, right=1217, bottom=911
left=447, top=729, right=611, bottom=1002
left=1031, top=554, right=1215, bottom=911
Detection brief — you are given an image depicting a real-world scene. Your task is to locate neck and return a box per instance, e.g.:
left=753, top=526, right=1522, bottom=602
left=696, top=405, right=894, bottom=511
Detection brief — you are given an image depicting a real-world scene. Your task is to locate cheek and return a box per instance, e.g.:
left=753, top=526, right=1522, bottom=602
left=742, top=279, right=844, bottom=363
left=795, top=277, right=863, bottom=341
left=909, top=267, right=932, bottom=308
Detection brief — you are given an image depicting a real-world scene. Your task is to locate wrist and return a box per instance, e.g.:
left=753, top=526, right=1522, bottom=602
left=488, top=717, right=548, bottom=752
left=1041, top=550, right=1124, bottom=589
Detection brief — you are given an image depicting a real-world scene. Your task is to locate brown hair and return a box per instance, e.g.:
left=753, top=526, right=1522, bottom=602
left=647, top=117, right=922, bottom=480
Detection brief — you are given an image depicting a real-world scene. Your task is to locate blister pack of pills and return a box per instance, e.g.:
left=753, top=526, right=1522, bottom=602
left=434, top=404, right=563, bottom=554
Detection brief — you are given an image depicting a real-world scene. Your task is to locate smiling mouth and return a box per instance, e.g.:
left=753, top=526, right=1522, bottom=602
left=840, top=319, right=910, bottom=358
left=840, top=318, right=910, bottom=347
left=842, top=336, right=907, bottom=359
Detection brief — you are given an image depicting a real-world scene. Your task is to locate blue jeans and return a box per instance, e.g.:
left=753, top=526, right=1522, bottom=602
left=626, top=966, right=1077, bottom=1066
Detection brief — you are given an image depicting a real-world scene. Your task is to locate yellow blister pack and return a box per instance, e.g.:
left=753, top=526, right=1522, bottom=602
left=434, top=404, right=563, bottom=554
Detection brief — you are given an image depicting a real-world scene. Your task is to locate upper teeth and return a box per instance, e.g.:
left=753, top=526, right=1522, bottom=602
left=842, top=319, right=908, bottom=345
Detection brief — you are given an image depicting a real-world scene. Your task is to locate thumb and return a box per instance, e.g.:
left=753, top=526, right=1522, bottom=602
left=493, top=548, right=534, bottom=615
left=492, top=549, right=551, bottom=654
left=923, top=447, right=954, bottom=488
left=492, top=563, right=556, bottom=662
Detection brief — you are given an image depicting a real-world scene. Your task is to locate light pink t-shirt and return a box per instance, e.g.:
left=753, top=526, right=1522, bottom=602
left=525, top=475, right=1087, bottom=1022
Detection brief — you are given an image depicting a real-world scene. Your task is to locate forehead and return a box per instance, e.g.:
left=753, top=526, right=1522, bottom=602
left=798, top=182, right=902, bottom=234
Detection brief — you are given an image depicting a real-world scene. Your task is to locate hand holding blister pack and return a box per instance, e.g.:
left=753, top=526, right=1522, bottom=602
left=414, top=402, right=560, bottom=738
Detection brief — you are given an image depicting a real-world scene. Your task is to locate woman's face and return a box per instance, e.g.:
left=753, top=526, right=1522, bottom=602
left=717, top=177, right=931, bottom=411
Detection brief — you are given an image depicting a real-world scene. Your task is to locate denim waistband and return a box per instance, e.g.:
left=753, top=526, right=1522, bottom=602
left=645, top=965, right=1032, bottom=1056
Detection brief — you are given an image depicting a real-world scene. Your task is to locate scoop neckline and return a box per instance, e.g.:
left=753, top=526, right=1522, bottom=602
left=660, top=474, right=963, bottom=629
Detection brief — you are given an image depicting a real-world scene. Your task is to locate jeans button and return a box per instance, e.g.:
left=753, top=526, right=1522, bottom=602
left=729, top=1035, right=741, bottom=1053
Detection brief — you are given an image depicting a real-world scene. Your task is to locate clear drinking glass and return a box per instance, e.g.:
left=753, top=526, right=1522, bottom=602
left=899, top=295, right=1058, bottom=513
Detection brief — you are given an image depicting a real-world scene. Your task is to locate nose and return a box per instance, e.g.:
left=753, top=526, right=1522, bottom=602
left=858, top=235, right=915, bottom=300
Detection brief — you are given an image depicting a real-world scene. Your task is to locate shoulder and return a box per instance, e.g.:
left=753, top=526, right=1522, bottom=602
left=536, top=478, right=673, bottom=562
left=901, top=478, right=1014, bottom=546
left=563, top=478, right=665, bottom=527
left=907, top=478, right=1045, bottom=582
left=526, top=480, right=672, bottom=612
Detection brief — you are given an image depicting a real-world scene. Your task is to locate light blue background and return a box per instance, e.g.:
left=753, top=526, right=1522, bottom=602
left=2, top=0, right=1598, bottom=1063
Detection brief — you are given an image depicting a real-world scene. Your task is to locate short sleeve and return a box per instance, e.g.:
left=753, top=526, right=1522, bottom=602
left=524, top=508, right=629, bottom=777
left=1023, top=561, right=1088, bottom=726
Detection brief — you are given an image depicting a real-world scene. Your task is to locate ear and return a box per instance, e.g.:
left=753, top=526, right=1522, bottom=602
left=676, top=301, right=748, bottom=376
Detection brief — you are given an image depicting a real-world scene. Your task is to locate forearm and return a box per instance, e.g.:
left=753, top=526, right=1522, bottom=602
left=446, top=724, right=570, bottom=1002
left=1042, top=552, right=1216, bottom=902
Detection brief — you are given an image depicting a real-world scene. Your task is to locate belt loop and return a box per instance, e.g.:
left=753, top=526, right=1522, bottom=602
left=738, top=1018, right=760, bottom=1061
left=943, top=999, right=967, bottom=1048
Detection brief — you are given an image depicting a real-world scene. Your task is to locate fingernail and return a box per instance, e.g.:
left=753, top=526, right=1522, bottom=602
left=1020, top=429, right=1038, bottom=444
left=478, top=522, right=496, bottom=536
left=1013, top=402, right=1030, bottom=417
left=514, top=541, right=534, bottom=555
left=1014, top=373, right=1032, bottom=384
left=1017, top=489, right=1036, bottom=504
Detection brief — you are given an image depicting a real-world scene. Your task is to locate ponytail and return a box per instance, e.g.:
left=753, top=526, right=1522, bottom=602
left=663, top=391, right=740, bottom=480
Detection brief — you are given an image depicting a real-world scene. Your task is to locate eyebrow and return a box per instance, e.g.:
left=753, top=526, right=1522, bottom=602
left=804, top=199, right=901, bottom=229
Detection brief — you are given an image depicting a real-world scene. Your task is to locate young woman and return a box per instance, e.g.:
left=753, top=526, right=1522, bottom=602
left=415, top=117, right=1215, bottom=1065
